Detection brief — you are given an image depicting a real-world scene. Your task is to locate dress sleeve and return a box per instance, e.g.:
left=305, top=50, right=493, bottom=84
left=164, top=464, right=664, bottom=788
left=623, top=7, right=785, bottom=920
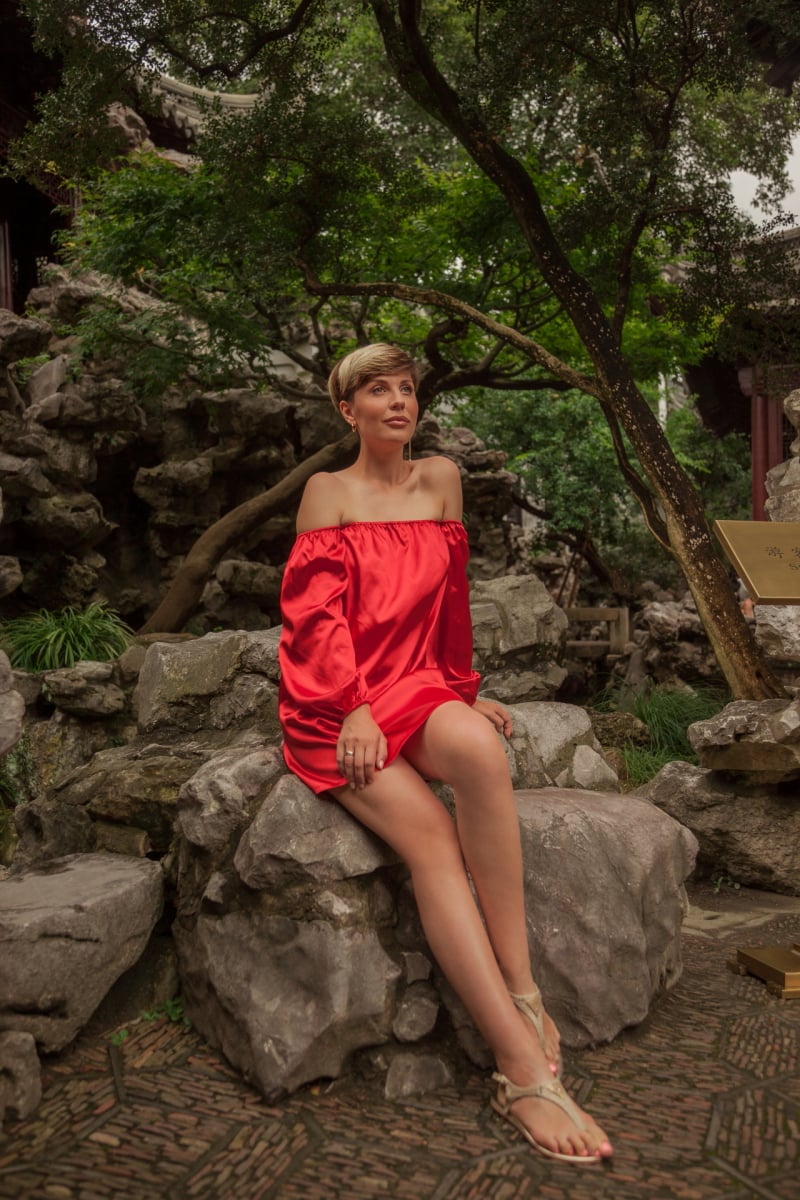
left=438, top=523, right=481, bottom=705
left=278, top=529, right=369, bottom=718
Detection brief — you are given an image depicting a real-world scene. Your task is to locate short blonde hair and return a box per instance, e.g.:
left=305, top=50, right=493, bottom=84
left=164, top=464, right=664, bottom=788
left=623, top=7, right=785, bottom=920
left=328, top=344, right=418, bottom=413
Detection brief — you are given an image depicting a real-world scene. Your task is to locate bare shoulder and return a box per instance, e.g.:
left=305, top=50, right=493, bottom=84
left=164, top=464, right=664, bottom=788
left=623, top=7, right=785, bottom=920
left=296, top=472, right=347, bottom=533
left=417, top=455, right=463, bottom=518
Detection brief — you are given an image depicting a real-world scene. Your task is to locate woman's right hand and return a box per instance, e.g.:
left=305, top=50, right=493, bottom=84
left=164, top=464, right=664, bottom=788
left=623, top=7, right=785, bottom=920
left=336, top=704, right=388, bottom=790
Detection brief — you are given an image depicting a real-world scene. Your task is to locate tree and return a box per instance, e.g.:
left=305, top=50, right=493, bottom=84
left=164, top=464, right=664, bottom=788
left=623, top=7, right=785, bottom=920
left=13, top=0, right=800, bottom=696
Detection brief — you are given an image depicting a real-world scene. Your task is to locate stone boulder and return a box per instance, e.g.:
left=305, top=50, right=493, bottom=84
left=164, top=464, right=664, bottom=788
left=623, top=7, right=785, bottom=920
left=515, top=788, right=696, bottom=1046
left=471, top=575, right=568, bottom=702
left=507, top=702, right=620, bottom=792
left=0, top=651, right=25, bottom=757
left=42, top=661, right=127, bottom=718
left=0, top=1031, right=41, bottom=1127
left=755, top=605, right=800, bottom=665
left=0, top=853, right=163, bottom=1052
left=638, top=760, right=800, bottom=895
left=688, top=698, right=800, bottom=783
left=0, top=311, right=50, bottom=364
left=133, top=631, right=279, bottom=737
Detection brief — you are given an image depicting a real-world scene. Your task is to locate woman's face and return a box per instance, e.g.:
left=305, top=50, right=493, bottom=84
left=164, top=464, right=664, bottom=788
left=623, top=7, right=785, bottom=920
left=341, top=371, right=418, bottom=447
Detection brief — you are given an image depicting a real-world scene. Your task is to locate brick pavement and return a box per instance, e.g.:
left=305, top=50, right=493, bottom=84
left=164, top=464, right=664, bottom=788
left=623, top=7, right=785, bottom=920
left=1, top=885, right=799, bottom=1200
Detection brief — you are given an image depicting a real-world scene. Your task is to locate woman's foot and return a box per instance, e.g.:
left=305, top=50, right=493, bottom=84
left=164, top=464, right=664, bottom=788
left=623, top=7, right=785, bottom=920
left=493, top=1045, right=613, bottom=1162
left=510, top=985, right=562, bottom=1076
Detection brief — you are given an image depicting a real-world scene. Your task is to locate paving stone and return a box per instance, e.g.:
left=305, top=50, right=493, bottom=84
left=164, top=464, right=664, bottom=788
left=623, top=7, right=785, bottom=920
left=1, top=889, right=799, bottom=1200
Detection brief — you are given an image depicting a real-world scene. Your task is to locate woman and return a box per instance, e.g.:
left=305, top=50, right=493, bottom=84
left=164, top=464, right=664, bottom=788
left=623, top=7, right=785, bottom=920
left=278, top=344, right=613, bottom=1164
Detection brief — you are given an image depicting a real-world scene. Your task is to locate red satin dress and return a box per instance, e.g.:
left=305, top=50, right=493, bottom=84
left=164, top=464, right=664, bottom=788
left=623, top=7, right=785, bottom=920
left=278, top=519, right=481, bottom=794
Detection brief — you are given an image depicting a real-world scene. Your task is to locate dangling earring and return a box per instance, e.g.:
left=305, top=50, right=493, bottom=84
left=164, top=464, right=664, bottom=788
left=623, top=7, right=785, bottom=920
left=405, top=432, right=413, bottom=461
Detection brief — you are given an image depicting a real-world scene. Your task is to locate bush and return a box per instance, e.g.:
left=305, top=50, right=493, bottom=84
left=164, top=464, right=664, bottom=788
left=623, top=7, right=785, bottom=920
left=1, top=603, right=134, bottom=672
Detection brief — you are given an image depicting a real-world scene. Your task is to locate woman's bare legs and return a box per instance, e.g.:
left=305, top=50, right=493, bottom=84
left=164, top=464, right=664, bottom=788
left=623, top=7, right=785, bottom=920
left=332, top=754, right=612, bottom=1159
left=404, top=703, right=561, bottom=1064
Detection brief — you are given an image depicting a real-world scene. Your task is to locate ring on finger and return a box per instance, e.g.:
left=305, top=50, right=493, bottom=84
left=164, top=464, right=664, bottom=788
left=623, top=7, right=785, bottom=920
left=344, top=750, right=355, bottom=757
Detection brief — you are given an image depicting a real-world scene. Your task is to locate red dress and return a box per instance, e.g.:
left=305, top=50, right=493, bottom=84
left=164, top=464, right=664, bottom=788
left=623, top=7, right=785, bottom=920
left=278, top=519, right=481, bottom=794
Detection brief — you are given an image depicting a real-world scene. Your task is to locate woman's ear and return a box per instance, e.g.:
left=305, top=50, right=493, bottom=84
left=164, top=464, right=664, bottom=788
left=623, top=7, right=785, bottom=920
left=339, top=401, right=356, bottom=429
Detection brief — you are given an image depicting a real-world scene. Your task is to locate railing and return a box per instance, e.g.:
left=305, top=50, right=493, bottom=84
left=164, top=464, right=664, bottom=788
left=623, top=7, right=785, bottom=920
left=564, top=606, right=631, bottom=663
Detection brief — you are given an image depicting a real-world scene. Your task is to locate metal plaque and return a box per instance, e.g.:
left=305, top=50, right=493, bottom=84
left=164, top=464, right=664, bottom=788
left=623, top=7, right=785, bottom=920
left=714, top=520, right=800, bottom=604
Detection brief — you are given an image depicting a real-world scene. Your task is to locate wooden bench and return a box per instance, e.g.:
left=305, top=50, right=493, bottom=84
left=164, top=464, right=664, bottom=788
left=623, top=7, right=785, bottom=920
left=564, top=606, right=631, bottom=663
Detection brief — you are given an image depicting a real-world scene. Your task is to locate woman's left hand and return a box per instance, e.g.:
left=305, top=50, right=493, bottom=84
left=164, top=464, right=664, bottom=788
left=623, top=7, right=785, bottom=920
left=472, top=698, right=513, bottom=738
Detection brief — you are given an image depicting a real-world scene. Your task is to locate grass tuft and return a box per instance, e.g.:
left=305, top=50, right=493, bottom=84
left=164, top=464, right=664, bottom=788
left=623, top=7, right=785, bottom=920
left=1, top=603, right=134, bottom=672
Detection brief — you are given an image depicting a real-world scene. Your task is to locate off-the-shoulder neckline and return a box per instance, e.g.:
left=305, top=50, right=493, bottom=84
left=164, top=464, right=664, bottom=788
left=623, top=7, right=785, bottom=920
left=295, top=518, right=464, bottom=536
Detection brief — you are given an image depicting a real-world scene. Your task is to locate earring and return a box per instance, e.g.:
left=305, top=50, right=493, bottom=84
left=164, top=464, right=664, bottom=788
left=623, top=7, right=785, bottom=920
left=405, top=434, right=413, bottom=461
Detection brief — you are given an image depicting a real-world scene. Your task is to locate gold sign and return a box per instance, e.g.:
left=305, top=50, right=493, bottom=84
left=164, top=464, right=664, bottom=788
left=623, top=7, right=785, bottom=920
left=714, top=520, right=800, bottom=605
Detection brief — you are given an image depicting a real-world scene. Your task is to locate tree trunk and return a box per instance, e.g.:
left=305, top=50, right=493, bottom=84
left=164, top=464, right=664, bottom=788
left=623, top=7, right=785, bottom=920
left=137, top=431, right=357, bottom=635
left=372, top=0, right=786, bottom=700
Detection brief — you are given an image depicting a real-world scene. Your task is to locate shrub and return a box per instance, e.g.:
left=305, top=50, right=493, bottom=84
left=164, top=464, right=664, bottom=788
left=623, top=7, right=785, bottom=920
left=1, top=603, right=134, bottom=672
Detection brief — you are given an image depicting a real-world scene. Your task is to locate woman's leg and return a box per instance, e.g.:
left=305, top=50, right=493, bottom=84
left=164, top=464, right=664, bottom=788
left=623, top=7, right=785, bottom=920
left=332, top=757, right=612, bottom=1159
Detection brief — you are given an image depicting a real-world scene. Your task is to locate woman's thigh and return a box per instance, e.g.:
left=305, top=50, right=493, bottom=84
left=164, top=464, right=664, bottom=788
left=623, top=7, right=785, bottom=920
left=330, top=755, right=460, bottom=867
left=403, top=701, right=510, bottom=791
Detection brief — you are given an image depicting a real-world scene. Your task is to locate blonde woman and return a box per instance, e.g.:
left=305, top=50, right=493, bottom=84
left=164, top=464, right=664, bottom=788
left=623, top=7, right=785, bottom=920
left=278, top=344, right=612, bottom=1164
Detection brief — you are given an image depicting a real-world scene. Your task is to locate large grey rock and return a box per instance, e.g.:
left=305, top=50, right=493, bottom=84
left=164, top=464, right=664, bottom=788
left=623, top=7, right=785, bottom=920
left=22, top=492, right=115, bottom=547
left=755, top=606, right=800, bottom=664
left=516, top=787, right=697, bottom=1047
left=233, top=774, right=397, bottom=888
left=0, top=311, right=50, bottom=365
left=42, top=661, right=127, bottom=718
left=0, top=452, right=53, bottom=498
left=0, top=1031, right=41, bottom=1126
left=179, top=744, right=286, bottom=858
left=13, top=799, right=95, bottom=867
left=0, top=651, right=25, bottom=756
left=638, top=760, right=800, bottom=895
left=49, top=743, right=212, bottom=854
left=506, top=702, right=619, bottom=792
left=0, top=853, right=163, bottom=1051
left=174, top=911, right=401, bottom=1099
left=688, top=699, right=800, bottom=783
left=471, top=574, right=567, bottom=658
left=134, top=632, right=277, bottom=734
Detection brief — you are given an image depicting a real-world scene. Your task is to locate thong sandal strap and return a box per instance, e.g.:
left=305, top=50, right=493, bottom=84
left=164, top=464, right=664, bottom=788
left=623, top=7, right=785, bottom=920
left=492, top=1072, right=589, bottom=1133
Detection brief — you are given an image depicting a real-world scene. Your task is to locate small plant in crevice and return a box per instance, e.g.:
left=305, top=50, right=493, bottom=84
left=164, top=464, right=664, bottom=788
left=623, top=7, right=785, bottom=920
left=141, top=997, right=191, bottom=1030
left=1, top=602, right=134, bottom=672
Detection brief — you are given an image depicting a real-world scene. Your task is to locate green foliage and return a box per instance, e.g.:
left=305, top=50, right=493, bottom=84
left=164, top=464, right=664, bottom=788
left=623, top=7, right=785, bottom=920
left=594, top=683, right=729, bottom=786
left=1, top=603, right=134, bottom=672
left=140, top=997, right=191, bottom=1029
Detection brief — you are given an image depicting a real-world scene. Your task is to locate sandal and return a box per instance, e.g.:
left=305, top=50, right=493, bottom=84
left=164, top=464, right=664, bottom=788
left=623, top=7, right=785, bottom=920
left=490, top=1072, right=606, bottom=1165
left=509, top=986, right=562, bottom=1076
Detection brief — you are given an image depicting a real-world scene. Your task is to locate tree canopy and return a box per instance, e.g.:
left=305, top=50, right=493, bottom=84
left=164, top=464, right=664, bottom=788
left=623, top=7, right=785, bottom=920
left=11, top=0, right=800, bottom=696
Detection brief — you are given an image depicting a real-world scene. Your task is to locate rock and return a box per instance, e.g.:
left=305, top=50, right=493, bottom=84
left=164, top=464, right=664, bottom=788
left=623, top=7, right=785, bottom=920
left=688, top=699, right=800, bottom=783
left=0, top=853, right=163, bottom=1052
left=755, top=606, right=800, bottom=664
left=22, top=492, right=115, bottom=548
left=638, top=760, right=800, bottom=894
left=515, top=788, right=697, bottom=1047
left=26, top=354, right=69, bottom=405
left=0, top=452, right=53, bottom=498
left=0, top=312, right=50, bottom=365
left=42, top=662, right=127, bottom=718
left=0, top=1031, right=41, bottom=1126
left=178, top=744, right=286, bottom=858
left=507, top=702, right=619, bottom=791
left=49, top=743, right=212, bottom=854
left=174, top=911, right=401, bottom=1099
left=13, top=799, right=95, bottom=867
left=0, top=652, right=25, bottom=756
left=392, top=982, right=440, bottom=1043
left=134, top=632, right=250, bottom=732
left=134, top=457, right=215, bottom=505
left=471, top=575, right=567, bottom=659
left=589, top=710, right=651, bottom=749
left=384, top=1051, right=454, bottom=1100
left=233, top=774, right=397, bottom=888
left=0, top=555, right=23, bottom=598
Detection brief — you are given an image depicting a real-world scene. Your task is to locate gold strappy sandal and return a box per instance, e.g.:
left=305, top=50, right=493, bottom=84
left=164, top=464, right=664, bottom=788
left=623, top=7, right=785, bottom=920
left=490, top=1072, right=605, bottom=1165
left=509, top=986, right=562, bottom=1076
